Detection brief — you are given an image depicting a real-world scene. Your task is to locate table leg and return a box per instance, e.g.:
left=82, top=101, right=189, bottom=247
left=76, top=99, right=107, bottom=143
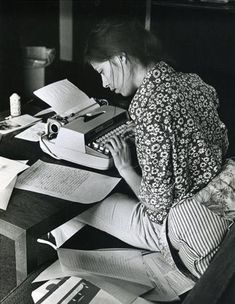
left=14, top=230, right=27, bottom=285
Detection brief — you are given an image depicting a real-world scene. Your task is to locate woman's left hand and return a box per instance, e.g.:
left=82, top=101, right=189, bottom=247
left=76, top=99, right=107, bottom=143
left=105, top=135, right=132, bottom=174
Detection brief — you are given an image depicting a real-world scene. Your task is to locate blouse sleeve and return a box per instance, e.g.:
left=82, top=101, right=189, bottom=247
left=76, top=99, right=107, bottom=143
left=136, top=93, right=176, bottom=223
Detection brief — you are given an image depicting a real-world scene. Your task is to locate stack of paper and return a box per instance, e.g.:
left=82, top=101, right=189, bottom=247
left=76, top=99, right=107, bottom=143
left=0, top=157, right=29, bottom=210
left=33, top=248, right=195, bottom=304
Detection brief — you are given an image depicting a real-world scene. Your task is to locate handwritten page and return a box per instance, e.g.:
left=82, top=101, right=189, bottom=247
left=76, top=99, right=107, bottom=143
left=33, top=79, right=97, bottom=115
left=0, top=114, right=41, bottom=135
left=15, top=121, right=46, bottom=142
left=15, top=160, right=121, bottom=203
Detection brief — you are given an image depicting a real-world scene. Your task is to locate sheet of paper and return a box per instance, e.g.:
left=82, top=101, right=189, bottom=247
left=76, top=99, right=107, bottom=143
left=0, top=156, right=29, bottom=190
left=58, top=248, right=153, bottom=287
left=78, top=274, right=152, bottom=304
left=15, top=121, right=46, bottom=142
left=0, top=114, right=41, bottom=135
left=0, top=176, right=17, bottom=210
left=143, top=252, right=195, bottom=297
left=33, top=79, right=97, bottom=115
left=33, top=259, right=79, bottom=283
left=15, top=160, right=121, bottom=203
left=132, top=298, right=155, bottom=304
left=34, top=107, right=54, bottom=117
left=0, top=157, right=29, bottom=210
left=58, top=248, right=183, bottom=302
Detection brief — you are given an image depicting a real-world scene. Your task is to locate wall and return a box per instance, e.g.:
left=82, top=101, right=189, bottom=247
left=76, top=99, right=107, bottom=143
left=0, top=0, right=145, bottom=111
left=0, top=0, right=59, bottom=111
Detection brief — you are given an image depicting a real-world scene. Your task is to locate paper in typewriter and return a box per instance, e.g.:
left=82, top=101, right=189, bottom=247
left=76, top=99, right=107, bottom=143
left=33, top=79, right=98, bottom=115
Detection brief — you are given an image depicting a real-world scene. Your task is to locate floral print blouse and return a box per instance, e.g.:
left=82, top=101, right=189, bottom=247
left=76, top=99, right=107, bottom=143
left=128, top=61, right=229, bottom=224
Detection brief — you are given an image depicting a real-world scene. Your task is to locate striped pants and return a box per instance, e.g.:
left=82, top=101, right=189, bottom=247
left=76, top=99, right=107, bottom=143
left=168, top=198, right=230, bottom=278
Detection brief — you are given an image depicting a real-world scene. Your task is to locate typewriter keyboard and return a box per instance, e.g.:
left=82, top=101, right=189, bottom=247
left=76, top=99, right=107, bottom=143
left=87, top=122, right=133, bottom=155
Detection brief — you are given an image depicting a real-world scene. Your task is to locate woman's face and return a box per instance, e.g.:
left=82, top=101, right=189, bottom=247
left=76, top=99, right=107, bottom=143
left=91, top=56, right=137, bottom=97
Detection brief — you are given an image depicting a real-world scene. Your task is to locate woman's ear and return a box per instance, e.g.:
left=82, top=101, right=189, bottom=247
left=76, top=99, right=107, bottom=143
left=119, top=52, right=127, bottom=63
left=111, top=53, right=127, bottom=66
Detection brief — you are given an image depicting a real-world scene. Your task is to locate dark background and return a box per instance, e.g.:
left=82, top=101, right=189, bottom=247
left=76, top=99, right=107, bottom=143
left=0, top=0, right=234, bottom=156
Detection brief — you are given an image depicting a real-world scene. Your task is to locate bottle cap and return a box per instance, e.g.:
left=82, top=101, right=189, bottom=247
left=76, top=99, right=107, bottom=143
left=10, top=93, right=21, bottom=101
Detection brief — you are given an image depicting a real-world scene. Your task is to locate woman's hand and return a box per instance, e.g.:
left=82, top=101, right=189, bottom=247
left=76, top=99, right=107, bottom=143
left=106, top=134, right=142, bottom=197
left=105, top=135, right=132, bottom=175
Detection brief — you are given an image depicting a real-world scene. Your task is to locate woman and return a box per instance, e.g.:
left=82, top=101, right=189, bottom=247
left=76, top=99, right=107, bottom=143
left=49, top=18, right=235, bottom=279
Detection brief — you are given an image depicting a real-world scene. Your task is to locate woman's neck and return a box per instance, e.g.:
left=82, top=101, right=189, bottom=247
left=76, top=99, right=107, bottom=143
left=133, top=62, right=155, bottom=88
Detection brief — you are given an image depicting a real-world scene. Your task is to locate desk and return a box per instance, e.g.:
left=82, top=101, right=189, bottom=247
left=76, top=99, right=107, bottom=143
left=0, top=106, right=104, bottom=284
left=0, top=183, right=90, bottom=285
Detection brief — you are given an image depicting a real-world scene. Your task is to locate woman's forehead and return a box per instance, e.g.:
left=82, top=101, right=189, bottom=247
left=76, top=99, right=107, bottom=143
left=91, top=61, right=109, bottom=71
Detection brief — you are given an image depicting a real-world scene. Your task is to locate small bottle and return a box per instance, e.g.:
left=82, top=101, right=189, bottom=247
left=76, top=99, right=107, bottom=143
left=10, top=93, right=21, bottom=117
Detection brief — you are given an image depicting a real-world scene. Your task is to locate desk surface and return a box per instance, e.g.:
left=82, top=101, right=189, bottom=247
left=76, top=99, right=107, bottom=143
left=0, top=102, right=119, bottom=283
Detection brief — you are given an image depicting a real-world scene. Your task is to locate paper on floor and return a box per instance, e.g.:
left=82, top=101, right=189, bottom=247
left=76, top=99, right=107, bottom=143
left=32, top=276, right=122, bottom=304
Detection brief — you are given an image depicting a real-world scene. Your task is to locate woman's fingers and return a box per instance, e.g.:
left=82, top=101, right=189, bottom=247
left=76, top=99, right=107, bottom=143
left=106, top=135, right=123, bottom=151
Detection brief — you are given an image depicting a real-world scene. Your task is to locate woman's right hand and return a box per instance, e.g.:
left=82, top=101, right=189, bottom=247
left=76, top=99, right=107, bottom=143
left=105, top=135, right=133, bottom=176
left=106, top=134, right=141, bottom=197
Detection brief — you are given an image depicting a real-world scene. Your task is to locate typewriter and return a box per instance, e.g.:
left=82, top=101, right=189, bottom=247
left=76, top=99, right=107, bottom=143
left=40, top=105, right=134, bottom=170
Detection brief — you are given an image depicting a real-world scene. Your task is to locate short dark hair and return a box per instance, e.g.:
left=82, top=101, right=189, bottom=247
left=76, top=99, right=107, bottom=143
left=84, top=17, right=162, bottom=67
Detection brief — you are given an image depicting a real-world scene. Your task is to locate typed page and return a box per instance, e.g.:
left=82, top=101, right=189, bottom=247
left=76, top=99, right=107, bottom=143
left=58, top=248, right=153, bottom=287
left=15, top=160, right=120, bottom=203
left=58, top=248, right=183, bottom=302
left=33, top=79, right=97, bottom=115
